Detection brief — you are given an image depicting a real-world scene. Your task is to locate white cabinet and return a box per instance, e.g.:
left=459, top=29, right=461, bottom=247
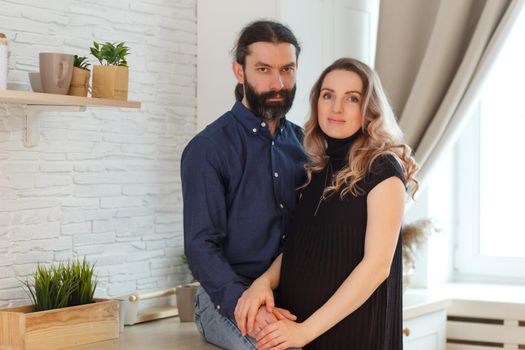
left=403, top=309, right=446, bottom=350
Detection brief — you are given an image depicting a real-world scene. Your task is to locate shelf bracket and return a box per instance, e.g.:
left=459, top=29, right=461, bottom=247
left=24, top=105, right=86, bottom=147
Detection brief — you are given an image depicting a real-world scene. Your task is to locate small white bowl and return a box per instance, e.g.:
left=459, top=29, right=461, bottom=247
left=28, top=72, right=43, bottom=93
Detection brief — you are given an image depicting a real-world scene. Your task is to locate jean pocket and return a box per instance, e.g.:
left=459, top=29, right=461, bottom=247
left=195, top=315, right=206, bottom=339
left=193, top=294, right=206, bottom=339
left=194, top=290, right=200, bottom=311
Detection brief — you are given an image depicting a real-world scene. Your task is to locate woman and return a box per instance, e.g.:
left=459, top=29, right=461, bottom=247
left=234, top=58, right=419, bottom=350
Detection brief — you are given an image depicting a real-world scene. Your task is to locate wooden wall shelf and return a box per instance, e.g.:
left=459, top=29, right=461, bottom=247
left=0, top=90, right=141, bottom=108
left=0, top=90, right=141, bottom=147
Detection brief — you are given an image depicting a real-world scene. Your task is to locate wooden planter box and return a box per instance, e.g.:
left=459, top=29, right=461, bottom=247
left=0, top=299, right=119, bottom=350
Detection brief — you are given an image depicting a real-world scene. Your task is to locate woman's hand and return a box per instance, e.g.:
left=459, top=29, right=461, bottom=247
left=248, top=306, right=297, bottom=338
left=235, top=277, right=276, bottom=335
left=255, top=319, right=310, bottom=350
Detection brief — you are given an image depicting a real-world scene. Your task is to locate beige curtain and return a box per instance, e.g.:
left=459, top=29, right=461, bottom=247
left=375, top=0, right=523, bottom=185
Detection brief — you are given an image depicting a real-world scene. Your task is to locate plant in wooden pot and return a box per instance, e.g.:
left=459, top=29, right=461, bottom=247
left=0, top=258, right=119, bottom=350
left=90, top=41, right=129, bottom=100
left=67, top=55, right=91, bottom=97
left=176, top=255, right=199, bottom=322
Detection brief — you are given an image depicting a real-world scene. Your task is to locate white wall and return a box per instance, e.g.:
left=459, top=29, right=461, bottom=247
left=197, top=0, right=380, bottom=129
left=404, top=150, right=456, bottom=288
left=197, top=0, right=280, bottom=130
left=0, top=0, right=383, bottom=307
left=0, top=0, right=196, bottom=307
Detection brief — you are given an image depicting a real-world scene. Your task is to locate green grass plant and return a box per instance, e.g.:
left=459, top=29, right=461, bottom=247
left=73, top=55, right=90, bottom=70
left=22, top=258, right=98, bottom=312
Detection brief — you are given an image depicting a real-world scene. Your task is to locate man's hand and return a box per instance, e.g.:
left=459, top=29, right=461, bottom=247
left=235, top=276, right=297, bottom=336
left=247, top=306, right=298, bottom=339
left=235, top=278, right=275, bottom=335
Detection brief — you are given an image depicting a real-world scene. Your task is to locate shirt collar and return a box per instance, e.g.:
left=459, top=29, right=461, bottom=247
left=231, top=101, right=286, bottom=136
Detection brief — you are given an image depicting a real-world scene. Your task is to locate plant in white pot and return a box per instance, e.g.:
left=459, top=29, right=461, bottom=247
left=68, top=55, right=91, bottom=97
left=90, top=41, right=130, bottom=100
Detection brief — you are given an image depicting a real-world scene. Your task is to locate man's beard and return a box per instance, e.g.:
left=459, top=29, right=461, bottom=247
left=244, top=80, right=296, bottom=121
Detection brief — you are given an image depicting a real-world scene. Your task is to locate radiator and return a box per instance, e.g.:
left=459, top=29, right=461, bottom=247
left=446, top=300, right=525, bottom=349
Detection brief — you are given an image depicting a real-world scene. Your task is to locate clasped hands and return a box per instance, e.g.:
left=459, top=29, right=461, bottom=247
left=234, top=279, right=309, bottom=350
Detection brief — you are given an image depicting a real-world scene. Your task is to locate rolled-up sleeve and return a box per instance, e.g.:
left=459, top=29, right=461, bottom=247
left=181, top=136, right=247, bottom=319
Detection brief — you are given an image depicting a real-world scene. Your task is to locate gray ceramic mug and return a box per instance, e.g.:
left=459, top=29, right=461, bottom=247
left=39, top=52, right=74, bottom=94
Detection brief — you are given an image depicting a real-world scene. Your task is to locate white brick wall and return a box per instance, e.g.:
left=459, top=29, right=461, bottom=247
left=0, top=0, right=196, bottom=307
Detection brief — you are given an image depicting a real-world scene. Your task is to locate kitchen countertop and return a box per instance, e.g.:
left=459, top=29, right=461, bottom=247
left=65, top=318, right=219, bottom=350
left=406, top=282, right=525, bottom=320
left=66, top=289, right=453, bottom=349
left=65, top=283, right=525, bottom=349
left=424, top=282, right=525, bottom=304
left=403, top=289, right=451, bottom=320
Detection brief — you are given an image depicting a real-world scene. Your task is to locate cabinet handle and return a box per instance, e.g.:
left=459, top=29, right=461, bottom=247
left=403, top=327, right=410, bottom=337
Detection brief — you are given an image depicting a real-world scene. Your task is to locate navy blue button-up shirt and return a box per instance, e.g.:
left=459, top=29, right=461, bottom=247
left=181, top=101, right=306, bottom=319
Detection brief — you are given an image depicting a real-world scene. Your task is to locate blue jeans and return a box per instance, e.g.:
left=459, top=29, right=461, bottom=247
left=194, top=286, right=257, bottom=350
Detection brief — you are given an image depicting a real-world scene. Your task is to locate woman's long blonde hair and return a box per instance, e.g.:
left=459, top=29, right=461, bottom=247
left=303, top=58, right=419, bottom=198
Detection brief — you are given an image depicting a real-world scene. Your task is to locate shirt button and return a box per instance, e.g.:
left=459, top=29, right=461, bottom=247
left=252, top=128, right=257, bottom=133
left=282, top=234, right=286, bottom=239
left=279, top=203, right=284, bottom=209
left=274, top=172, right=279, bottom=178
left=261, top=122, right=266, bottom=127
left=271, top=141, right=275, bottom=146
left=216, top=305, right=220, bottom=310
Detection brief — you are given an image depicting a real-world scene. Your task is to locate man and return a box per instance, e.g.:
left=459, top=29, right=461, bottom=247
left=181, top=20, right=305, bottom=349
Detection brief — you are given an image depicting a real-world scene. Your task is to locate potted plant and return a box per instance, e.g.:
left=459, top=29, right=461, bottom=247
left=67, top=55, right=91, bottom=97
left=90, top=41, right=130, bottom=100
left=402, top=218, right=440, bottom=291
left=176, top=255, right=199, bottom=322
left=0, top=258, right=119, bottom=350
left=68, top=55, right=91, bottom=97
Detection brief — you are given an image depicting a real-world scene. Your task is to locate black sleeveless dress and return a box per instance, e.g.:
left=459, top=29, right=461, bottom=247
left=277, top=132, right=405, bottom=350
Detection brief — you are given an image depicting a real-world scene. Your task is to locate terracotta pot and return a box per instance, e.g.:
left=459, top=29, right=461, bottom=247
left=68, top=66, right=90, bottom=97
left=92, top=65, right=129, bottom=100
left=176, top=284, right=198, bottom=322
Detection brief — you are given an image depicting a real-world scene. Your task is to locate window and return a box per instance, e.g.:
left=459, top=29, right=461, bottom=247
left=454, top=7, right=525, bottom=282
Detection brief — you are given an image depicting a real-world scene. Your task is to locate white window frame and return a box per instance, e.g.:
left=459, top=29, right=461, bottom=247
left=454, top=105, right=525, bottom=283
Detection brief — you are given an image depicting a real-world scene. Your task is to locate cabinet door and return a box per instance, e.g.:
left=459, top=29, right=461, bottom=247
left=403, top=310, right=446, bottom=350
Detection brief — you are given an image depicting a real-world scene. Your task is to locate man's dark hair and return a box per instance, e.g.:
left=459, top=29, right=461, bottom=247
left=233, top=20, right=301, bottom=101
